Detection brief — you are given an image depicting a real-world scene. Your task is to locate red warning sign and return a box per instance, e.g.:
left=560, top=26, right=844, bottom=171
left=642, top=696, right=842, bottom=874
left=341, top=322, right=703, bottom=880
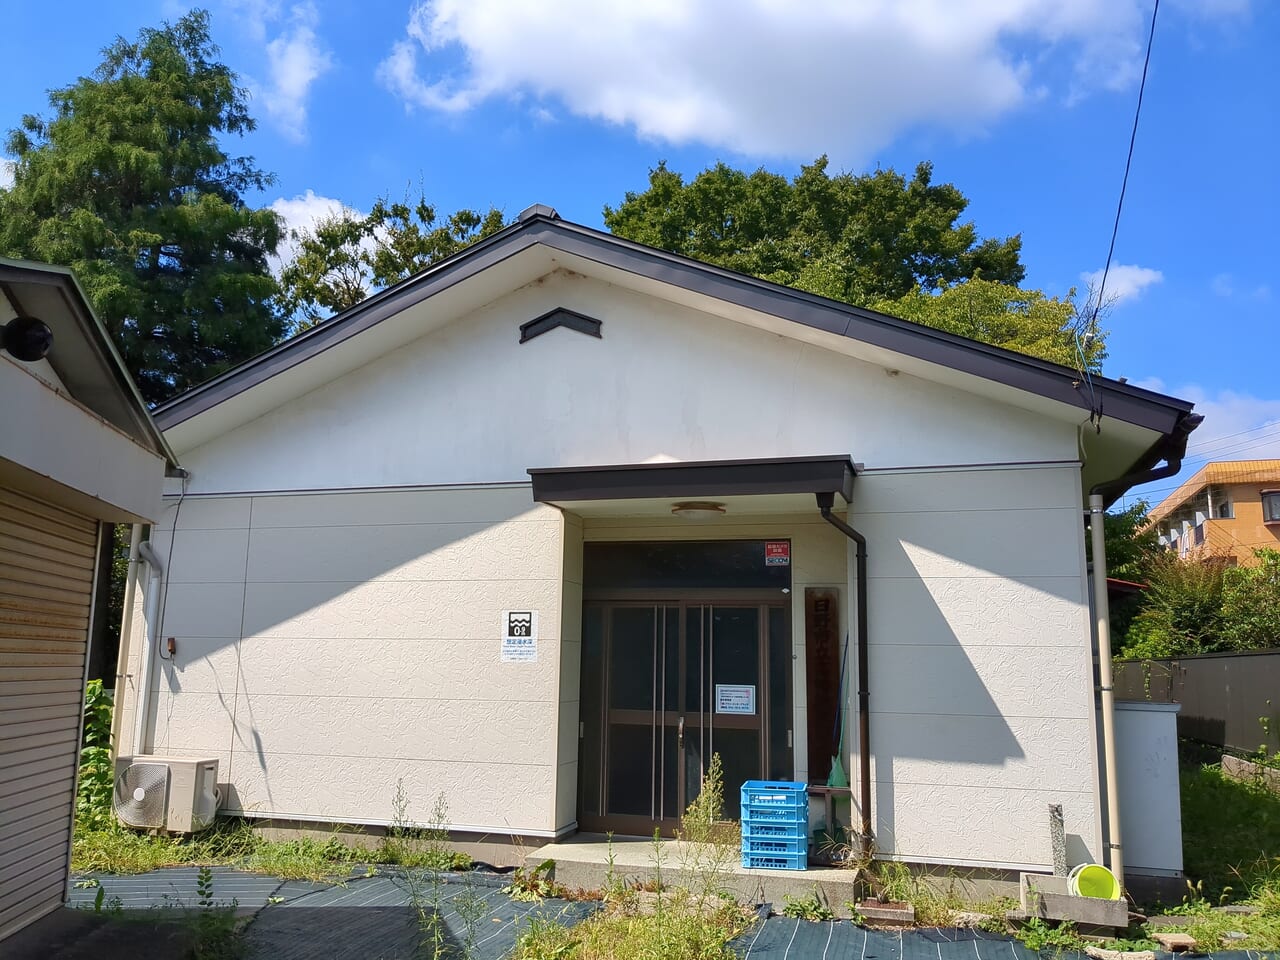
left=765, top=541, right=791, bottom=566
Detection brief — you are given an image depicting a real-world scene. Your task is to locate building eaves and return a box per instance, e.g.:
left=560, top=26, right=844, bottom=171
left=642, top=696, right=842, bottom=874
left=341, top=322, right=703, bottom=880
left=151, top=212, right=1195, bottom=441
left=0, top=257, right=176, bottom=466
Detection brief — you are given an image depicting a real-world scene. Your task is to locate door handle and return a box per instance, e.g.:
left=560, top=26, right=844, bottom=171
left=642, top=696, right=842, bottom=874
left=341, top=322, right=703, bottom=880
left=678, top=715, right=685, bottom=746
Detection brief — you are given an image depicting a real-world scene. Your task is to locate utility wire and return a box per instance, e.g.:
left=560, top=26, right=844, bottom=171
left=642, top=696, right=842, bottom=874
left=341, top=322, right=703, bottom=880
left=1188, top=420, right=1280, bottom=450
left=1091, top=0, right=1161, bottom=327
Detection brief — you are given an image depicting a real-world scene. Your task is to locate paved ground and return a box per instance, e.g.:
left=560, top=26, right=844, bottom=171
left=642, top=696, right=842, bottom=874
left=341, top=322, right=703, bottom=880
left=9, top=869, right=1262, bottom=959
left=9, top=866, right=596, bottom=960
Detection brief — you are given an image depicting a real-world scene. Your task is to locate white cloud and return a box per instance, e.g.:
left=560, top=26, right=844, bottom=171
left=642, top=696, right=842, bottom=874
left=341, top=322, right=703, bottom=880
left=269, top=190, right=361, bottom=273
left=226, top=1, right=333, bottom=142
left=1080, top=263, right=1163, bottom=306
left=1212, top=273, right=1272, bottom=301
left=376, top=0, right=1245, bottom=160
left=0, top=159, right=14, bottom=190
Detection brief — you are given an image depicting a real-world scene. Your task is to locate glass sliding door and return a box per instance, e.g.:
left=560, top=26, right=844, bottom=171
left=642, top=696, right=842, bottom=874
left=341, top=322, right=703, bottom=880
left=579, top=597, right=791, bottom=835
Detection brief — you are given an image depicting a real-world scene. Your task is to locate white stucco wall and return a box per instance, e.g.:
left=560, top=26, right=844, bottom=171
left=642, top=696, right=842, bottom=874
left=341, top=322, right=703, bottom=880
left=174, top=271, right=1078, bottom=494
left=854, top=464, right=1100, bottom=870
left=122, top=486, right=571, bottom=835
left=128, top=268, right=1102, bottom=865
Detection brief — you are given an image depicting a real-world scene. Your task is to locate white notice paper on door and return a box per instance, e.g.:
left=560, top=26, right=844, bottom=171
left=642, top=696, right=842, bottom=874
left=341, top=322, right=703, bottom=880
left=715, top=684, right=756, bottom=715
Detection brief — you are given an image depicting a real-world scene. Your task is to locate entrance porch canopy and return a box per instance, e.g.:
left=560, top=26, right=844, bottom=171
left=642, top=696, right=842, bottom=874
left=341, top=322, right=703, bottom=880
left=528, top=454, right=855, bottom=517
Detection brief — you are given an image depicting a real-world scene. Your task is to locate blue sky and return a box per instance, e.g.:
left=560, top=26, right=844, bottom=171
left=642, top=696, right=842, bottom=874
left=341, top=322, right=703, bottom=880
left=1, top=0, right=1276, bottom=506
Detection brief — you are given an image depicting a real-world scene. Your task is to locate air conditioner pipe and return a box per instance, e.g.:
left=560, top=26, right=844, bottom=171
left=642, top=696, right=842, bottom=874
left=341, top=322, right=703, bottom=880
left=109, top=524, right=145, bottom=760
left=132, top=539, right=165, bottom=757
left=1086, top=411, right=1202, bottom=888
left=816, top=491, right=872, bottom=860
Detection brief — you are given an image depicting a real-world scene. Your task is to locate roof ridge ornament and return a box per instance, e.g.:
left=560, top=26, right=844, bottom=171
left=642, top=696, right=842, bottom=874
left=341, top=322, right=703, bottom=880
left=517, top=203, right=559, bottom=222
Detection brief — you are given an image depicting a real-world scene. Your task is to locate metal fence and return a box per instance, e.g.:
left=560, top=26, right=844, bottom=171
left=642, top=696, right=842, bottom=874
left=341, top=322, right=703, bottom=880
left=1114, top=650, right=1280, bottom=754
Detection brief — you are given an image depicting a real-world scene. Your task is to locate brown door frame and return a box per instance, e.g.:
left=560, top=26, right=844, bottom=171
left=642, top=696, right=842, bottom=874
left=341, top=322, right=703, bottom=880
left=579, top=593, right=792, bottom=836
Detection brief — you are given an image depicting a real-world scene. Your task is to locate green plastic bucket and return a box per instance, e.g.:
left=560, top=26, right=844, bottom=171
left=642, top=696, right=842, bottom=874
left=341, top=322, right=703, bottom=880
left=1068, top=863, right=1122, bottom=899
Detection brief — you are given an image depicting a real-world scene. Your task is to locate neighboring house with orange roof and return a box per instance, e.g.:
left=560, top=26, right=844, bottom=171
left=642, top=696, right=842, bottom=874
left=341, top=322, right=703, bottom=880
left=1147, top=460, right=1280, bottom=565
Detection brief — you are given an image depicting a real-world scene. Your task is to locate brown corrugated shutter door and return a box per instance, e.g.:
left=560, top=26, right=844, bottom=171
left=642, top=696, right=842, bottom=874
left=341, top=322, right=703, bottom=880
left=0, top=486, right=97, bottom=940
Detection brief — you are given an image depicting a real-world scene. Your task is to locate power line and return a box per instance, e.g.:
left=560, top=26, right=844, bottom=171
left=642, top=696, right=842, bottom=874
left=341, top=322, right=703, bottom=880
left=1089, top=0, right=1160, bottom=330
left=1188, top=419, right=1280, bottom=451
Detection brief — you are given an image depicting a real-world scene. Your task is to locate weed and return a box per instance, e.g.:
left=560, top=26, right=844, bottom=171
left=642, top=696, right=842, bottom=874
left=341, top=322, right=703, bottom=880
left=1180, top=758, right=1280, bottom=903
left=781, top=889, right=834, bottom=921
left=452, top=875, right=489, bottom=956
left=675, top=754, right=742, bottom=913
left=189, top=865, right=243, bottom=960
left=504, top=858, right=563, bottom=902
left=511, top=758, right=754, bottom=960
left=1017, top=916, right=1088, bottom=955
left=75, top=680, right=115, bottom=832
left=378, top=782, right=472, bottom=871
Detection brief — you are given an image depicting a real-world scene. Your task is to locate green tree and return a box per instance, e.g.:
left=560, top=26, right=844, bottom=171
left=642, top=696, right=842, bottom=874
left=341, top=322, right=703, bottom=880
left=281, top=191, right=506, bottom=330
left=1221, top=549, right=1280, bottom=651
left=870, top=278, right=1103, bottom=369
left=603, top=158, right=1110, bottom=368
left=1085, top=499, right=1161, bottom=582
left=0, top=10, right=284, bottom=404
left=604, top=157, right=1025, bottom=303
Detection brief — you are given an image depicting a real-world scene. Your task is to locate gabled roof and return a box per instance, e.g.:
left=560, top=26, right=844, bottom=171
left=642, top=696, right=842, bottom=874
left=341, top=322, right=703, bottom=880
left=151, top=208, right=1195, bottom=446
left=1147, top=460, right=1280, bottom=523
left=0, top=257, right=175, bottom=465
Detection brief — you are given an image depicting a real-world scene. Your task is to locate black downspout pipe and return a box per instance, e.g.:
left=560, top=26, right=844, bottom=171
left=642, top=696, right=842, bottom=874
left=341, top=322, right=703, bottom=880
left=816, top=491, right=872, bottom=859
left=1089, top=411, right=1203, bottom=501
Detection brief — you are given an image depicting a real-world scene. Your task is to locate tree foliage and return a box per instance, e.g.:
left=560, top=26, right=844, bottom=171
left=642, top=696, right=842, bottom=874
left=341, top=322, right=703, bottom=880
left=0, top=10, right=284, bottom=404
left=1119, top=548, right=1280, bottom=660
left=870, top=278, right=1103, bottom=369
left=605, top=157, right=1025, bottom=302
left=1089, top=500, right=1162, bottom=582
left=603, top=157, right=1109, bottom=368
left=1221, top=549, right=1280, bottom=652
left=280, top=193, right=506, bottom=330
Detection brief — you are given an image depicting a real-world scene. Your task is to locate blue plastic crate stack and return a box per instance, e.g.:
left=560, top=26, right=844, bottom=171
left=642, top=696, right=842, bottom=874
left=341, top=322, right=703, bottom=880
left=740, top=780, right=808, bottom=870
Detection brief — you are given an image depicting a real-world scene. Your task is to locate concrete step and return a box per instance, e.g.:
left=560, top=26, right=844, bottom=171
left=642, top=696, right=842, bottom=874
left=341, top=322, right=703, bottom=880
left=526, top=834, right=865, bottom=918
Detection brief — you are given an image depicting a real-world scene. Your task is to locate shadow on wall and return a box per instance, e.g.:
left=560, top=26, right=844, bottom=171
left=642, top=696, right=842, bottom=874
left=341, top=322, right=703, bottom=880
left=142, top=487, right=562, bottom=821
left=863, top=522, right=1095, bottom=863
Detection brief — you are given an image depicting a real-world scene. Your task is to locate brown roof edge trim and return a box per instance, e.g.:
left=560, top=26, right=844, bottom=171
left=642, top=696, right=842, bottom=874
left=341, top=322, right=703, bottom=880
left=529, top=455, right=856, bottom=504
left=150, top=213, right=1195, bottom=437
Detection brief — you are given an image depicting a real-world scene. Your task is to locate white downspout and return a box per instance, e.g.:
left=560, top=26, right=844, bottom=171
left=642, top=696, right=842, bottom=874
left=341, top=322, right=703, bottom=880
left=1089, top=493, right=1124, bottom=885
left=110, top=524, right=144, bottom=761
left=132, top=540, right=165, bottom=757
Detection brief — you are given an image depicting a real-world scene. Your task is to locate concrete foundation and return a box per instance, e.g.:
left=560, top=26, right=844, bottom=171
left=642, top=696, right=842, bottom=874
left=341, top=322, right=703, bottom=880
left=527, top=834, right=866, bottom=918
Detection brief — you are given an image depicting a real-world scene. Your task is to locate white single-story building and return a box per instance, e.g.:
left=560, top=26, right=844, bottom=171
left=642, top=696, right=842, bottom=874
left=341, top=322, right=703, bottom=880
left=0, top=259, right=172, bottom=941
left=112, top=206, right=1198, bottom=877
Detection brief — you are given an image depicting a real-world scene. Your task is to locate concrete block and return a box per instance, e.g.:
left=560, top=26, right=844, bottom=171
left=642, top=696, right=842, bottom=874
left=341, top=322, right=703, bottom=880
left=1020, top=873, right=1128, bottom=929
left=1085, top=947, right=1155, bottom=960
left=858, top=900, right=916, bottom=924
left=1221, top=756, right=1280, bottom=794
left=1152, top=932, right=1197, bottom=952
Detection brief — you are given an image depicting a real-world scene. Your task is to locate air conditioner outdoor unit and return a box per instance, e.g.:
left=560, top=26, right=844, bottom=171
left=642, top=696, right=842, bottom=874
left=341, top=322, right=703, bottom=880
left=113, top=755, right=220, bottom=833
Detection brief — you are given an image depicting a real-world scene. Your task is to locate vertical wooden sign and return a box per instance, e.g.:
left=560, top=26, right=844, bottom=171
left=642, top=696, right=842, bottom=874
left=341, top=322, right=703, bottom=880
left=804, top=588, right=840, bottom=784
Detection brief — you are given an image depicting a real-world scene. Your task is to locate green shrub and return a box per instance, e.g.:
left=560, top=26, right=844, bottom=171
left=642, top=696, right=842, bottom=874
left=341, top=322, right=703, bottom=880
left=1120, top=553, right=1227, bottom=658
left=1221, top=549, right=1280, bottom=651
left=75, top=680, right=115, bottom=832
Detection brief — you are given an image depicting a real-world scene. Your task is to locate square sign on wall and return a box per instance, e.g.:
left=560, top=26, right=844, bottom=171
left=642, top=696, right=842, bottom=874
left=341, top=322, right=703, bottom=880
left=501, top=610, right=538, bottom=662
left=765, top=541, right=790, bottom=566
